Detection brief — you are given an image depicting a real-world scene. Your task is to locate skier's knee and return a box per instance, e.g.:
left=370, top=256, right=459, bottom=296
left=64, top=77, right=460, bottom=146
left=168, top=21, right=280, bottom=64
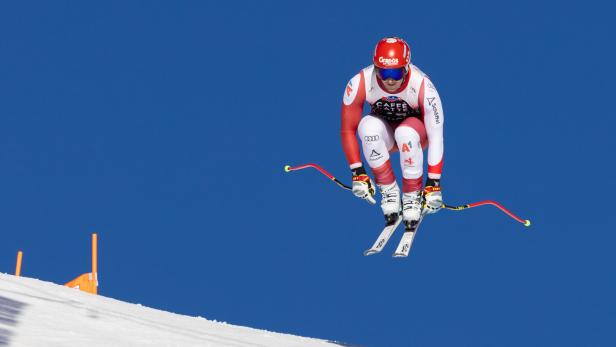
left=358, top=116, right=387, bottom=138
left=394, top=126, right=422, bottom=151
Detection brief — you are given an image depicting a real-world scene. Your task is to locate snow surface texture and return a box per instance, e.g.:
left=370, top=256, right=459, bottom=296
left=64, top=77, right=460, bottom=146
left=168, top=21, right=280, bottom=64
left=0, top=273, right=347, bottom=347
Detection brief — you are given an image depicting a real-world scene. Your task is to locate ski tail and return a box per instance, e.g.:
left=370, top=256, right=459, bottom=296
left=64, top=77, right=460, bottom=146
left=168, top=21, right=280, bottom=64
left=393, top=217, right=424, bottom=258
left=364, top=217, right=403, bottom=256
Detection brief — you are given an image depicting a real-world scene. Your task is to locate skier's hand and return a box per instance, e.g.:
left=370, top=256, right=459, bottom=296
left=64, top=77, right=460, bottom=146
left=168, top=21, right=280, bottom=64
left=423, top=178, right=443, bottom=214
left=351, top=166, right=376, bottom=205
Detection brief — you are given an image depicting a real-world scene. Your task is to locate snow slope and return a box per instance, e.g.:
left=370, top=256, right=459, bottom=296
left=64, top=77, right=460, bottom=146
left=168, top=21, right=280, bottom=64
left=0, top=273, right=347, bottom=347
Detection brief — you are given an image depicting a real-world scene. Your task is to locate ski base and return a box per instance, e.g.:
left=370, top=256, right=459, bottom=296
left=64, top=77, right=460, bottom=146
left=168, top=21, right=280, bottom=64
left=393, top=217, right=424, bottom=258
left=363, top=217, right=403, bottom=256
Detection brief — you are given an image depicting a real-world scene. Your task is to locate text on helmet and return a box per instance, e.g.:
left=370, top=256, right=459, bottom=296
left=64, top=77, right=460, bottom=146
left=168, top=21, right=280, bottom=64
left=378, top=56, right=399, bottom=66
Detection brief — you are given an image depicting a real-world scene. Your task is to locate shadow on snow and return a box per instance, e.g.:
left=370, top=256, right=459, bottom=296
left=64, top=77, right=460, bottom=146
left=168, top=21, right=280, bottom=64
left=0, top=296, right=27, bottom=346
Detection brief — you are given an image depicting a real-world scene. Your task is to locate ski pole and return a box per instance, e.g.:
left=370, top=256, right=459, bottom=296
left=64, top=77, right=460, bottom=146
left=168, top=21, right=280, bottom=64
left=284, top=163, right=531, bottom=227
left=442, top=201, right=531, bottom=227
left=284, top=163, right=352, bottom=190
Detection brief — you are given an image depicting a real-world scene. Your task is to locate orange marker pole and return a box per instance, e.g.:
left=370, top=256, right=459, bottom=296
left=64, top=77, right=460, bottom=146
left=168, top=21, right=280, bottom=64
left=92, top=233, right=98, bottom=275
left=15, top=251, right=23, bottom=277
left=92, top=233, right=98, bottom=294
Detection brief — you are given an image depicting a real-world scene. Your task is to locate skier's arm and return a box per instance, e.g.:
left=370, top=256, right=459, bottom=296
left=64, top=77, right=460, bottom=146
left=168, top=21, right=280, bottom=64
left=421, top=78, right=444, bottom=179
left=341, top=72, right=366, bottom=169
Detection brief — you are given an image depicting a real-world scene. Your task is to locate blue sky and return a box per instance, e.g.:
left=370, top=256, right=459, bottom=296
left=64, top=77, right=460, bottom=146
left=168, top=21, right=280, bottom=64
left=1, top=1, right=615, bottom=346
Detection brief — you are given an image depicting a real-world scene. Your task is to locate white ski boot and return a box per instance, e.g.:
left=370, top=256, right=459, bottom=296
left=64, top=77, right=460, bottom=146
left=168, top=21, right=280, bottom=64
left=402, top=190, right=423, bottom=223
left=378, top=181, right=401, bottom=224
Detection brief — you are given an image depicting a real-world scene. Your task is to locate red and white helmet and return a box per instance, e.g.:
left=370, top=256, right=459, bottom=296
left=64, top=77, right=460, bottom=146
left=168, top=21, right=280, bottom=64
left=373, top=37, right=411, bottom=69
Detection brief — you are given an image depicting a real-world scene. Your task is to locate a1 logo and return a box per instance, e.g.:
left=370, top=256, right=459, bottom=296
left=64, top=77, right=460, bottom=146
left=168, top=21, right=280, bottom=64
left=401, top=141, right=412, bottom=152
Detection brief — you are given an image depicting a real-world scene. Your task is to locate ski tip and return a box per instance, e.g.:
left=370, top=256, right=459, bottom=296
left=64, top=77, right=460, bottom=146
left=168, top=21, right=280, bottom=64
left=364, top=250, right=378, bottom=256
left=524, top=219, right=531, bottom=227
left=392, top=253, right=407, bottom=258
left=284, top=165, right=291, bottom=172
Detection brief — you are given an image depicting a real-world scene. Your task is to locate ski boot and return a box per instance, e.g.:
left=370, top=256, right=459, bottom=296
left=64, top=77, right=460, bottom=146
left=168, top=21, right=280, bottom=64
left=378, top=181, right=401, bottom=225
left=402, top=190, right=423, bottom=228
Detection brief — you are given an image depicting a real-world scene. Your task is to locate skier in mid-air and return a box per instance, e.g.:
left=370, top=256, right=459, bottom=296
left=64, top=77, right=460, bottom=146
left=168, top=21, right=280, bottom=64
left=286, top=36, right=527, bottom=256
left=341, top=37, right=444, bottom=226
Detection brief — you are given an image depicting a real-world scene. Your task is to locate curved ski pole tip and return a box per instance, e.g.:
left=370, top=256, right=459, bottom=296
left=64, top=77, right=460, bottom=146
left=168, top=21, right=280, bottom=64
left=524, top=219, right=532, bottom=227
left=284, top=165, right=291, bottom=172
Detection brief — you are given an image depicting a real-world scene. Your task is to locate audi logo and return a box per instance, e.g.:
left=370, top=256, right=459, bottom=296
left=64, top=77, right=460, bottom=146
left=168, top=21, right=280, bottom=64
left=363, top=135, right=380, bottom=142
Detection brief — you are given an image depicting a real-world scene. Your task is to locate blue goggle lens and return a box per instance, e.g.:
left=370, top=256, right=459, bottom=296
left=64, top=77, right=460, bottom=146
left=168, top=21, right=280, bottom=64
left=378, top=67, right=405, bottom=80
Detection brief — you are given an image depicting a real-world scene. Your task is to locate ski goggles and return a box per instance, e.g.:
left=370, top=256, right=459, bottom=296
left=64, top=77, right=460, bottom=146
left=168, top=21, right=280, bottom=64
left=377, top=67, right=406, bottom=81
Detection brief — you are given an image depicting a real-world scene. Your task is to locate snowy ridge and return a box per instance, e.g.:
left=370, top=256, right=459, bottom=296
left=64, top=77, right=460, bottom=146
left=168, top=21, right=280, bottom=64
left=0, top=273, right=348, bottom=347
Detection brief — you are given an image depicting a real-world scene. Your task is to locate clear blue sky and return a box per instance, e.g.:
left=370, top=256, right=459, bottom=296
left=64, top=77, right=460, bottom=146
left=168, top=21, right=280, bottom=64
left=1, top=1, right=615, bottom=346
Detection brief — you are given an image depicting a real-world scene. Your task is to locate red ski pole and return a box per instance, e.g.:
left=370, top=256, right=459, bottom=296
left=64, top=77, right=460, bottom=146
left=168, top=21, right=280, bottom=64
left=442, top=201, right=531, bottom=227
left=284, top=163, right=531, bottom=227
left=284, top=163, right=352, bottom=191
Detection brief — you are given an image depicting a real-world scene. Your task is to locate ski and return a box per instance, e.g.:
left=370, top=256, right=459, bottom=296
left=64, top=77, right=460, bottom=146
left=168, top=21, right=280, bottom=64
left=363, top=216, right=403, bottom=256
left=393, top=216, right=425, bottom=258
